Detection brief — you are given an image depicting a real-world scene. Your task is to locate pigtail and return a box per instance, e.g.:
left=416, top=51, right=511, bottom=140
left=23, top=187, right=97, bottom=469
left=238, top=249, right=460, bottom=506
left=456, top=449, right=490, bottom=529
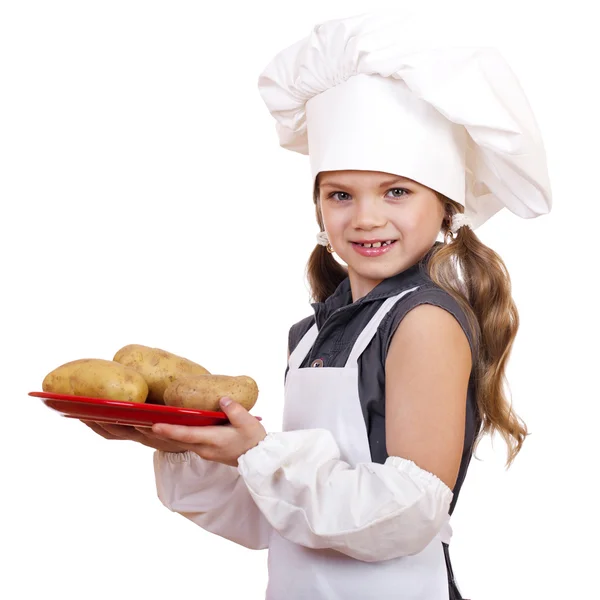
left=427, top=198, right=528, bottom=468
left=306, top=184, right=348, bottom=303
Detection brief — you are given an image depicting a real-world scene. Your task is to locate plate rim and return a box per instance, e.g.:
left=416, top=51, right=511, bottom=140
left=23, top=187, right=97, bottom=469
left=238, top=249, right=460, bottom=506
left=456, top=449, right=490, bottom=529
left=28, top=391, right=229, bottom=419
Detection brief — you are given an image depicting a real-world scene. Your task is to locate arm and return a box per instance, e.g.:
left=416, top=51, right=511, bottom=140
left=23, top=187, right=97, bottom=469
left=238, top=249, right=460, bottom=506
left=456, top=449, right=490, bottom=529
left=81, top=420, right=272, bottom=548
left=385, top=303, right=469, bottom=490
left=151, top=345, right=298, bottom=550
left=153, top=449, right=273, bottom=550
left=237, top=305, right=471, bottom=562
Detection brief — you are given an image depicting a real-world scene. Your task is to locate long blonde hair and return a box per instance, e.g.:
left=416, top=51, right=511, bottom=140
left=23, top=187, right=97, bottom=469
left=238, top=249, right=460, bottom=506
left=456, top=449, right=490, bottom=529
left=307, top=182, right=527, bottom=468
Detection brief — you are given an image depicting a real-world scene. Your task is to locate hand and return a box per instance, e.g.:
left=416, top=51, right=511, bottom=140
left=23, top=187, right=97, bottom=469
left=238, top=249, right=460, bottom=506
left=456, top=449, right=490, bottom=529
left=150, top=397, right=267, bottom=467
left=80, top=420, right=188, bottom=453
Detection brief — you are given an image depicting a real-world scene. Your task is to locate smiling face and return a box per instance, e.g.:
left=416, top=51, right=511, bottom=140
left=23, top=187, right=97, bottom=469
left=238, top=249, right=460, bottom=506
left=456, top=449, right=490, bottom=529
left=317, top=170, right=446, bottom=301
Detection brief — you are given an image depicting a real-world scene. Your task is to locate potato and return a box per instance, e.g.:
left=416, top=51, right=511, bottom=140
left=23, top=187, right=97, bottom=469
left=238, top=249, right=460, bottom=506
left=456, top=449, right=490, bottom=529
left=164, top=374, right=258, bottom=412
left=42, top=358, right=149, bottom=403
left=113, top=344, right=210, bottom=404
left=42, top=359, right=95, bottom=394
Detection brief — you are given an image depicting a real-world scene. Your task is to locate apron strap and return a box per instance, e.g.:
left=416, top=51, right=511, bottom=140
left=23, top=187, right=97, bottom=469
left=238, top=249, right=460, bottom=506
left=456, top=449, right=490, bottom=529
left=288, top=323, right=319, bottom=370
left=288, top=284, right=420, bottom=370
left=345, top=285, right=420, bottom=366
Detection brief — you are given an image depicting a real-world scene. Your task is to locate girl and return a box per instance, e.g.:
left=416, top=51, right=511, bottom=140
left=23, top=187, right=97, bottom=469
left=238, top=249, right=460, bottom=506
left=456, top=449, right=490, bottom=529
left=83, top=11, right=552, bottom=600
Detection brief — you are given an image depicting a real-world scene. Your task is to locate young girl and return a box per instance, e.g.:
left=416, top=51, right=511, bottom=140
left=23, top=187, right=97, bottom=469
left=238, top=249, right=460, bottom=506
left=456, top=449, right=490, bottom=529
left=83, top=12, right=552, bottom=600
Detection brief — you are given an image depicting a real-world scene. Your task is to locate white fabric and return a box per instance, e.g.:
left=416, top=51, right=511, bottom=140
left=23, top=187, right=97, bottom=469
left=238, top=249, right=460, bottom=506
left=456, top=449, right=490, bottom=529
left=153, top=449, right=272, bottom=550
left=237, top=286, right=453, bottom=599
left=238, top=429, right=453, bottom=561
left=257, top=10, right=552, bottom=230
left=450, top=213, right=473, bottom=235
left=306, top=73, right=467, bottom=208
left=316, top=230, right=329, bottom=246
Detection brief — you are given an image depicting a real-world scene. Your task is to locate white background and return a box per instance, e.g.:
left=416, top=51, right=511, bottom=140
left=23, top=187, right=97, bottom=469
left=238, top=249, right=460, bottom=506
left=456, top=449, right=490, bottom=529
left=1, top=1, right=598, bottom=598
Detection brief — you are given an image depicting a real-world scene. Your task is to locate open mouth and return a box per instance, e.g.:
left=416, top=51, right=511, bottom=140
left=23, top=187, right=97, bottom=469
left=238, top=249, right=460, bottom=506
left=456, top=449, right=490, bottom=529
left=352, top=240, right=396, bottom=248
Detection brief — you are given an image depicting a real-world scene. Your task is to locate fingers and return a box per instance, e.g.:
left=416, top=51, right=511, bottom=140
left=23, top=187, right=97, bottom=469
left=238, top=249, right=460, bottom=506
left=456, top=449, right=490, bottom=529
left=133, top=427, right=195, bottom=454
left=99, top=422, right=144, bottom=440
left=81, top=420, right=124, bottom=440
left=80, top=420, right=192, bottom=453
left=133, top=426, right=169, bottom=444
left=82, top=421, right=147, bottom=444
left=133, top=426, right=155, bottom=436
left=217, top=398, right=255, bottom=428
left=151, top=423, right=222, bottom=444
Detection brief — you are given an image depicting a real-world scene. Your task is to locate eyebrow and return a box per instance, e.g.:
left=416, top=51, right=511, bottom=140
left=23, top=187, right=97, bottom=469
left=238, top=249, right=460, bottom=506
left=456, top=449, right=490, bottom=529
left=319, top=177, right=412, bottom=189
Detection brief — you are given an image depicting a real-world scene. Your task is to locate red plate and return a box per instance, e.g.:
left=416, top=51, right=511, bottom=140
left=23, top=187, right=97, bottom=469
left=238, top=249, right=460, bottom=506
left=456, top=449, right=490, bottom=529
left=29, top=391, right=261, bottom=427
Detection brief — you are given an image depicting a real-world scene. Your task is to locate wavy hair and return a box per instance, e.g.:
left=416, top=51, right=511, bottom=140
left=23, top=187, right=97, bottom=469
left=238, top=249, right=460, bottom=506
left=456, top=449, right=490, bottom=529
left=307, top=181, right=527, bottom=468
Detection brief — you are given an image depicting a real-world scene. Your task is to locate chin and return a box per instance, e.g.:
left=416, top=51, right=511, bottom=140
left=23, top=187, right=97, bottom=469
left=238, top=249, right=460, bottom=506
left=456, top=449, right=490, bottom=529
left=348, top=262, right=403, bottom=281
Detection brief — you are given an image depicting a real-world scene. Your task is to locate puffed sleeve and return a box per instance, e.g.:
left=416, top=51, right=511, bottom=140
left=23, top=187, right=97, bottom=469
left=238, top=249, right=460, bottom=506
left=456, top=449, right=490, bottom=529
left=237, top=429, right=452, bottom=562
left=153, top=449, right=272, bottom=550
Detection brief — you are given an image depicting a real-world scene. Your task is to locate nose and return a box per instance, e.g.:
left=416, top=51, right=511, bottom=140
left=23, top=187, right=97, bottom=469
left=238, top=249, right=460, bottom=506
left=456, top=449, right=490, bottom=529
left=351, top=197, right=387, bottom=231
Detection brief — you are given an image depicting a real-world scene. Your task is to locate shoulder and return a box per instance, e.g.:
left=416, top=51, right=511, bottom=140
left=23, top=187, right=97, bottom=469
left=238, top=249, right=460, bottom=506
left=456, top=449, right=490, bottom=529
left=381, top=283, right=478, bottom=367
left=387, top=303, right=472, bottom=372
left=288, top=314, right=316, bottom=355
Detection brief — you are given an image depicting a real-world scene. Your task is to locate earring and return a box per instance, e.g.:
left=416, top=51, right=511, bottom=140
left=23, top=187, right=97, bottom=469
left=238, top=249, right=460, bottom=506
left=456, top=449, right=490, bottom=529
left=326, top=243, right=334, bottom=254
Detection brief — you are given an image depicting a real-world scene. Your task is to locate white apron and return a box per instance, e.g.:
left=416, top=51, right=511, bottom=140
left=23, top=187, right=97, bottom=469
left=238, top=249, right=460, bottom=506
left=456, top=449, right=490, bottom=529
left=266, top=287, right=452, bottom=600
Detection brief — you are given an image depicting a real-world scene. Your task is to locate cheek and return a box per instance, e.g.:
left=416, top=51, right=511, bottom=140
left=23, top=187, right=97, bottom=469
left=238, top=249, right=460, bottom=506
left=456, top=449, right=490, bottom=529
left=321, top=206, right=345, bottom=232
left=393, top=213, right=420, bottom=233
left=396, top=205, right=439, bottom=234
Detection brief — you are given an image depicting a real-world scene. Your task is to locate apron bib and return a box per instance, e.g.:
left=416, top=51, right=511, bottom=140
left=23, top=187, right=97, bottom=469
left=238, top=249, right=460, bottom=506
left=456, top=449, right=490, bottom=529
left=266, top=287, right=452, bottom=600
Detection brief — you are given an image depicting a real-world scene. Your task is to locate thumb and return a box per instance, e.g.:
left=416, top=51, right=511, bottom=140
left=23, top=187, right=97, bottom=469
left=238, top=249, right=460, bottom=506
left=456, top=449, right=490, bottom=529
left=219, top=397, right=253, bottom=426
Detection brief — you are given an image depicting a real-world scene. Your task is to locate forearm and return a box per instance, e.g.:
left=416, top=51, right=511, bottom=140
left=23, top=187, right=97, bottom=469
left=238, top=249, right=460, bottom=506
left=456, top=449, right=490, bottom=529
left=237, top=429, right=452, bottom=562
left=153, top=449, right=272, bottom=550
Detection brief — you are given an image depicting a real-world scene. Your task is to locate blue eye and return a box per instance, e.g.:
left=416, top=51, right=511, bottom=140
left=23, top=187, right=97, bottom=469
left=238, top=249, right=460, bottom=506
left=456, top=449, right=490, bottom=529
left=329, top=191, right=351, bottom=202
left=387, top=188, right=410, bottom=198
left=327, top=188, right=410, bottom=202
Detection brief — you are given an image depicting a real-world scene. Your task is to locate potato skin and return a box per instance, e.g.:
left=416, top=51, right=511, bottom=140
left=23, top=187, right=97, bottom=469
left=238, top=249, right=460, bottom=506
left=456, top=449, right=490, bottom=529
left=43, top=358, right=149, bottom=403
left=113, top=344, right=210, bottom=404
left=42, top=359, right=95, bottom=394
left=164, top=375, right=258, bottom=412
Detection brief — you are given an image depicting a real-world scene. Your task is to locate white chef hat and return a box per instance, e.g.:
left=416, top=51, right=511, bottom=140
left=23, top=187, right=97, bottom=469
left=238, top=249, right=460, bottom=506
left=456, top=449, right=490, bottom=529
left=257, top=10, right=552, bottom=230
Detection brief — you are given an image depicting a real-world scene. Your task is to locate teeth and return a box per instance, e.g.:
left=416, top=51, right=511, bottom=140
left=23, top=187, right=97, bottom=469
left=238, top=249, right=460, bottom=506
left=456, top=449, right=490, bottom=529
left=359, top=240, right=394, bottom=247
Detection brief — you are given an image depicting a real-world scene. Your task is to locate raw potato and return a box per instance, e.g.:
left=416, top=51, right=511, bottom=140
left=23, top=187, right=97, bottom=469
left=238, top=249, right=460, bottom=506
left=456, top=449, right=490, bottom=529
left=164, top=375, right=258, bottom=412
left=42, top=358, right=149, bottom=403
left=42, top=359, right=95, bottom=394
left=113, top=344, right=210, bottom=404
